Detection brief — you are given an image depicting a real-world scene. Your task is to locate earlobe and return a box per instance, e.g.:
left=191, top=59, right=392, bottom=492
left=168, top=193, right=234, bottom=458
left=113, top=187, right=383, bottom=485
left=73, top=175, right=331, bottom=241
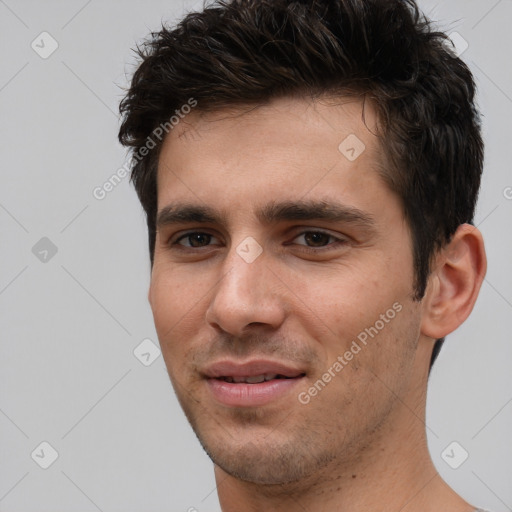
left=421, top=224, right=487, bottom=339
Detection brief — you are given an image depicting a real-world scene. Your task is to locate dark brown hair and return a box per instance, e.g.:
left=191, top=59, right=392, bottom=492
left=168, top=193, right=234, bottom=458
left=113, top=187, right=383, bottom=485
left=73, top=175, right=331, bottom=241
left=119, top=0, right=484, bottom=368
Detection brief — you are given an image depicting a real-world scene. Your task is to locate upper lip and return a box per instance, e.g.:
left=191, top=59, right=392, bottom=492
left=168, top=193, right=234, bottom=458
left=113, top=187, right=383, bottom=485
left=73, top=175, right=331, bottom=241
left=203, top=359, right=306, bottom=379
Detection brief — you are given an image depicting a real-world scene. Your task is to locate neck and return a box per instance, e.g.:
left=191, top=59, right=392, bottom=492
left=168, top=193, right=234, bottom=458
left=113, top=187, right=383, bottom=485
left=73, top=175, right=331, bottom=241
left=214, top=348, right=473, bottom=512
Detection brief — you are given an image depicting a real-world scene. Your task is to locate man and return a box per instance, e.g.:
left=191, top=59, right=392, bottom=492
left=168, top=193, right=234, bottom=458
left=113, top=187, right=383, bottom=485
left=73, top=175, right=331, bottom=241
left=118, top=0, right=488, bottom=510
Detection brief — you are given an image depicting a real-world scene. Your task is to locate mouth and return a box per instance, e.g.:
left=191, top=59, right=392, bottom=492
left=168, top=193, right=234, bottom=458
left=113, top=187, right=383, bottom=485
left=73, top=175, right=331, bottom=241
left=219, top=373, right=304, bottom=384
left=204, top=360, right=307, bottom=407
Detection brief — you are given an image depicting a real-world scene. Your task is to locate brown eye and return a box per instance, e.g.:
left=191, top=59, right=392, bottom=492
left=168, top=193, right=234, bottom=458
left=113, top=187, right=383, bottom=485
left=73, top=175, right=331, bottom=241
left=294, top=231, right=339, bottom=248
left=174, top=232, right=219, bottom=248
left=302, top=231, right=332, bottom=247
left=288, top=230, right=349, bottom=255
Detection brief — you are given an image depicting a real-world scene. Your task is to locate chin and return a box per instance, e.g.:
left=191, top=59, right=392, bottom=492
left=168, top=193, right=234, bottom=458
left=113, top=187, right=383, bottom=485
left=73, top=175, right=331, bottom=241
left=199, top=433, right=337, bottom=486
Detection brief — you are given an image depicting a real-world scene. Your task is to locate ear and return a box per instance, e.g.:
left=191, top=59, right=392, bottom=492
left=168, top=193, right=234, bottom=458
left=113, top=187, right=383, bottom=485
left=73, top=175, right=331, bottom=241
left=421, top=224, right=487, bottom=339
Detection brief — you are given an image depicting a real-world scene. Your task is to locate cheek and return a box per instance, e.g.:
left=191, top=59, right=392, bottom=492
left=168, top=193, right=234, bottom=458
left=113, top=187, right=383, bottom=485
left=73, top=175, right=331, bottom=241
left=311, top=272, right=416, bottom=369
left=149, top=268, right=205, bottom=353
left=350, top=300, right=420, bottom=386
left=297, top=268, right=387, bottom=335
left=150, top=279, right=205, bottom=387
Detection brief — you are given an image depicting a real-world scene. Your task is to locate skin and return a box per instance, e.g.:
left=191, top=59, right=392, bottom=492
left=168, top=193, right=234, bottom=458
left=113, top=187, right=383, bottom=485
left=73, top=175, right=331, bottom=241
left=149, top=95, right=487, bottom=511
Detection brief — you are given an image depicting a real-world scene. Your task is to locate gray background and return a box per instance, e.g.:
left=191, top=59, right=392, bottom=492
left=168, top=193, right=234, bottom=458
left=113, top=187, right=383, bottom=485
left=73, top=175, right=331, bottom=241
left=1, top=1, right=511, bottom=511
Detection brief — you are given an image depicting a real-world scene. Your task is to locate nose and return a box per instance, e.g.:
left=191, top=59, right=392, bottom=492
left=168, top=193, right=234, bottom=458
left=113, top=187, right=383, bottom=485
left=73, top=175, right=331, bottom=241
left=205, top=245, right=287, bottom=337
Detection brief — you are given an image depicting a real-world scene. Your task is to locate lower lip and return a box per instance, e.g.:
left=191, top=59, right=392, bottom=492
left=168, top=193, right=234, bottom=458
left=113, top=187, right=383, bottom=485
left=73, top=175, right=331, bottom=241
left=206, top=377, right=303, bottom=407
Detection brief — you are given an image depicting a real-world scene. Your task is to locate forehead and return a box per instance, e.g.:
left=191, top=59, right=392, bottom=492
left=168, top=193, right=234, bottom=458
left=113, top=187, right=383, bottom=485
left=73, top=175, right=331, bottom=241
left=164, top=95, right=381, bottom=154
left=156, top=95, right=389, bottom=216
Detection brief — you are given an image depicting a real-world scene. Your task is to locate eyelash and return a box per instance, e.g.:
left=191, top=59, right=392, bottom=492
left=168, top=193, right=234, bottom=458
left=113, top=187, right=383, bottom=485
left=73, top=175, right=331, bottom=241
left=169, top=230, right=347, bottom=253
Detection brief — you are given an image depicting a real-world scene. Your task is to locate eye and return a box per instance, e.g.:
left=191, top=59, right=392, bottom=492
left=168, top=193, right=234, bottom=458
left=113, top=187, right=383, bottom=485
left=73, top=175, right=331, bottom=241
left=169, top=229, right=346, bottom=252
left=173, top=232, right=221, bottom=248
left=291, top=230, right=347, bottom=250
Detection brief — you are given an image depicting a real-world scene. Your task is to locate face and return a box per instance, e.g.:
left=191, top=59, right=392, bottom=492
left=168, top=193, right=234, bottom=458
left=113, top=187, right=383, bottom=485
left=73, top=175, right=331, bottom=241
left=150, top=96, right=424, bottom=486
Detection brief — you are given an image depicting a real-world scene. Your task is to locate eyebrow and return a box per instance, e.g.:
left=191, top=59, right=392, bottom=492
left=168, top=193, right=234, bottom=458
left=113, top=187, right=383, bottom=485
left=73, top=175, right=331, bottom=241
left=156, top=199, right=376, bottom=232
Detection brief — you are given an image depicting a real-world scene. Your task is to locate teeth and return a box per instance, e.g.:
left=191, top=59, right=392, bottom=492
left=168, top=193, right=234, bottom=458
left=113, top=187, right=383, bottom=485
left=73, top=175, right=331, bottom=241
left=244, top=375, right=266, bottom=384
left=231, top=375, right=251, bottom=383
left=223, top=373, right=280, bottom=384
